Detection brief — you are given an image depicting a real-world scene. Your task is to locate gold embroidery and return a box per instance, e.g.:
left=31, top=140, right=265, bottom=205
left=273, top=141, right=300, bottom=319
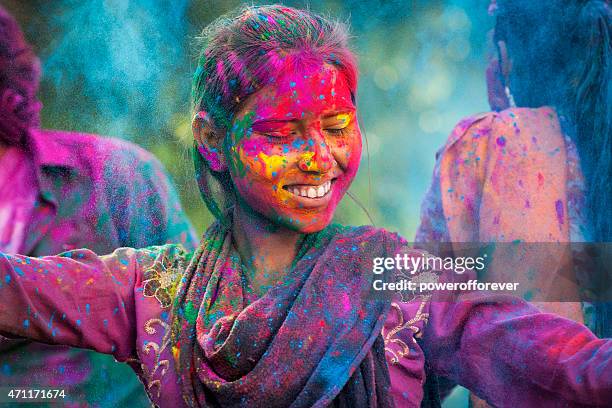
left=142, top=254, right=183, bottom=308
left=382, top=250, right=441, bottom=365
left=383, top=300, right=430, bottom=365
left=141, top=318, right=172, bottom=398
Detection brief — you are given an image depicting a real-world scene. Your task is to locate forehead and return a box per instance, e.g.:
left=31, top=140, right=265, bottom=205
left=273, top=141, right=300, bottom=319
left=243, top=64, right=355, bottom=120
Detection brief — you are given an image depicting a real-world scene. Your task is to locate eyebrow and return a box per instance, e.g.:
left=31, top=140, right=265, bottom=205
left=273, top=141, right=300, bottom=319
left=322, top=109, right=355, bottom=118
left=251, top=119, right=297, bottom=127
left=251, top=108, right=356, bottom=126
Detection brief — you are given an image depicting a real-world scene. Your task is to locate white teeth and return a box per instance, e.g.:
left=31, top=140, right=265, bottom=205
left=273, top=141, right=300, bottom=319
left=287, top=180, right=333, bottom=198
left=317, top=185, right=325, bottom=197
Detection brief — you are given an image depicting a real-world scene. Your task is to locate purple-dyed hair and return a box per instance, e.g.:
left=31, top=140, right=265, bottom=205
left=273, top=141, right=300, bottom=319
left=0, top=5, right=41, bottom=145
left=192, top=4, right=358, bottom=130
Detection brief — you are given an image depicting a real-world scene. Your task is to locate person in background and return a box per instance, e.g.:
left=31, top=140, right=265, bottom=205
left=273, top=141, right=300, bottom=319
left=416, top=0, right=610, bottom=406
left=0, top=5, right=197, bottom=407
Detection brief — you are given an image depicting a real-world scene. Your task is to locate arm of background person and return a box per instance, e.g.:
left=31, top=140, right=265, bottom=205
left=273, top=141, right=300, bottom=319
left=415, top=113, right=493, bottom=246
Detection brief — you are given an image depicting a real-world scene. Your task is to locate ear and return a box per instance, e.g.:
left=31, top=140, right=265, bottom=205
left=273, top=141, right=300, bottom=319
left=497, top=40, right=512, bottom=85
left=486, top=40, right=514, bottom=111
left=192, top=111, right=228, bottom=172
left=486, top=56, right=509, bottom=111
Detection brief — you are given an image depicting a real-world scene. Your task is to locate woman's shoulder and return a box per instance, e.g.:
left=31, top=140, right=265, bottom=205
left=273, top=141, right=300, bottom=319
left=439, top=107, right=562, bottom=156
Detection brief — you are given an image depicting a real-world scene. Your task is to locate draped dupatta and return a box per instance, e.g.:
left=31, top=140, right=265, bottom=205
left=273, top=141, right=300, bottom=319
left=171, top=220, right=400, bottom=407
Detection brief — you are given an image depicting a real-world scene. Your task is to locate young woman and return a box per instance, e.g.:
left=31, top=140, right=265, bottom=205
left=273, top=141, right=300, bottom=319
left=0, top=5, right=610, bottom=407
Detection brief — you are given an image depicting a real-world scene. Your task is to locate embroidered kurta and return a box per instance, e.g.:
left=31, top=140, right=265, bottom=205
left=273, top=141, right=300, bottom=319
left=0, top=128, right=197, bottom=407
left=0, top=229, right=609, bottom=407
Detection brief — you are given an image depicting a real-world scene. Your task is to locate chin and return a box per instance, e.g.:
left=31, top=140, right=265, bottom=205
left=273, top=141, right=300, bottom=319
left=297, top=222, right=328, bottom=234
left=281, top=211, right=335, bottom=234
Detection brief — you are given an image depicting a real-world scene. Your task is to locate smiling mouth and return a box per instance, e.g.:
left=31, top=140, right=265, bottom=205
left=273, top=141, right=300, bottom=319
left=283, top=180, right=333, bottom=199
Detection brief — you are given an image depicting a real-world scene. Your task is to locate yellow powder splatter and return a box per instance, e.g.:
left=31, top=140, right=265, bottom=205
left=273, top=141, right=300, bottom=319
left=258, top=152, right=288, bottom=178
left=336, top=113, right=350, bottom=126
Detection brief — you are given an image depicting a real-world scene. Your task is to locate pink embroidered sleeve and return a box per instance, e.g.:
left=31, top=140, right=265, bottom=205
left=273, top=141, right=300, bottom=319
left=0, top=245, right=183, bottom=362
left=385, top=293, right=611, bottom=407
left=423, top=294, right=611, bottom=407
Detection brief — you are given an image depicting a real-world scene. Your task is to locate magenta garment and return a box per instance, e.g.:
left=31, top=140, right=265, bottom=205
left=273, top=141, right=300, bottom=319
left=19, top=128, right=197, bottom=256
left=0, top=229, right=610, bottom=407
left=0, top=128, right=198, bottom=407
left=0, top=6, right=42, bottom=147
left=0, top=147, right=37, bottom=253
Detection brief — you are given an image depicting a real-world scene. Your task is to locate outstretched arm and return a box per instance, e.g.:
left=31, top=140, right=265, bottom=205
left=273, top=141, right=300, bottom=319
left=423, top=294, right=611, bottom=407
left=0, top=246, right=172, bottom=362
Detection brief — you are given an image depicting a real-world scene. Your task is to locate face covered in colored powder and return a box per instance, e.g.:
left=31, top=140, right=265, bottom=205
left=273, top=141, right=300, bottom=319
left=225, top=63, right=361, bottom=233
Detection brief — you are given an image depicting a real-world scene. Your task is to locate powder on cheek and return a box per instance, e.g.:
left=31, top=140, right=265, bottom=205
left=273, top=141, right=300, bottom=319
left=235, top=138, right=289, bottom=181
left=326, top=135, right=361, bottom=209
left=336, top=132, right=361, bottom=176
left=345, top=138, right=361, bottom=176
left=258, top=152, right=287, bottom=179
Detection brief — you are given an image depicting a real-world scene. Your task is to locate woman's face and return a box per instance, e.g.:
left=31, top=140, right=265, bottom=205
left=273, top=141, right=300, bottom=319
left=225, top=63, right=361, bottom=233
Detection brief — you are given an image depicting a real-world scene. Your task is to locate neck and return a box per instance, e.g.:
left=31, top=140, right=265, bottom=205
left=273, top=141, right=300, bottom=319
left=231, top=201, right=303, bottom=297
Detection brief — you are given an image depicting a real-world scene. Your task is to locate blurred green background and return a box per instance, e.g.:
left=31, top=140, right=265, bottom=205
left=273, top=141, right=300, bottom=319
left=4, top=1, right=493, bottom=406
left=4, top=0, right=492, bottom=238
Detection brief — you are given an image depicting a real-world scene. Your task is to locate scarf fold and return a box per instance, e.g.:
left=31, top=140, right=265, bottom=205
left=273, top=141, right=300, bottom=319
left=171, top=220, right=398, bottom=407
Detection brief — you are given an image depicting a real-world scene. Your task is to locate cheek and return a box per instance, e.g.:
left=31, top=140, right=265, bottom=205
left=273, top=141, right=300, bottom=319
left=231, top=139, right=294, bottom=192
left=346, top=137, right=362, bottom=176
left=334, top=134, right=362, bottom=178
left=257, top=151, right=288, bottom=180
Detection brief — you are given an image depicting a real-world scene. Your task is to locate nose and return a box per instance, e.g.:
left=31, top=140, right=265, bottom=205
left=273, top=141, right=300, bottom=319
left=298, top=132, right=335, bottom=173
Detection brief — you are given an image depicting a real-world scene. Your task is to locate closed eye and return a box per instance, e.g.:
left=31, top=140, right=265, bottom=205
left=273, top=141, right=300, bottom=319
left=263, top=131, right=296, bottom=141
left=324, top=127, right=349, bottom=136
